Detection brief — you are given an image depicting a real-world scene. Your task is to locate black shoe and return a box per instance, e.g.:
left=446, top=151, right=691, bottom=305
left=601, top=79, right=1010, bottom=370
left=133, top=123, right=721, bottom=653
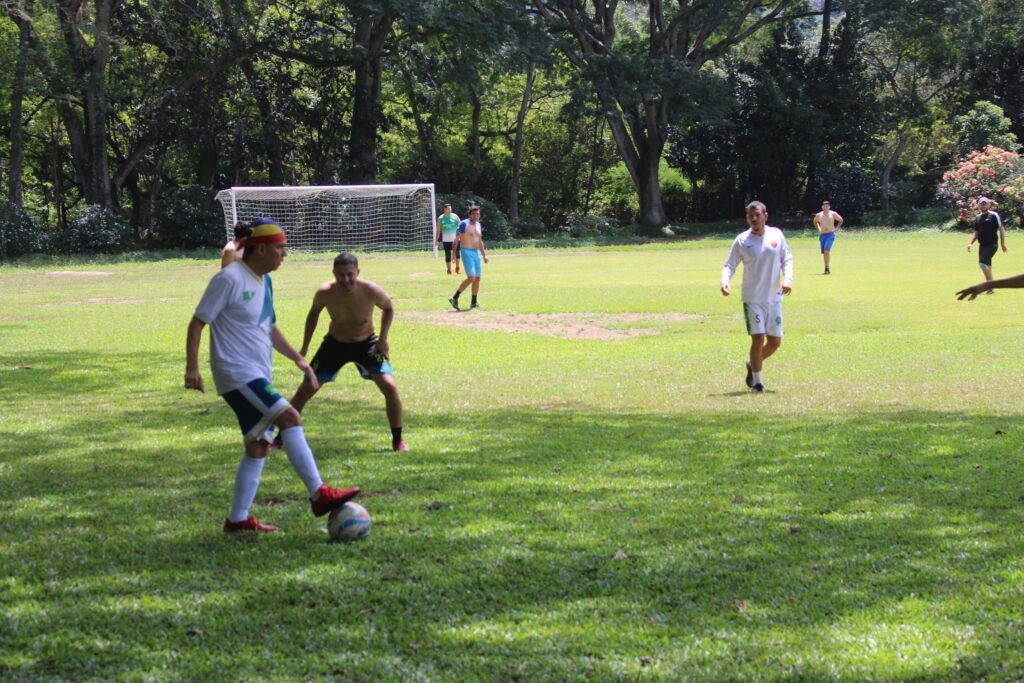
left=470, top=302, right=480, bottom=308
left=751, top=383, right=765, bottom=393
left=745, top=361, right=753, bottom=388
left=449, top=296, right=461, bottom=311
left=824, top=268, right=830, bottom=275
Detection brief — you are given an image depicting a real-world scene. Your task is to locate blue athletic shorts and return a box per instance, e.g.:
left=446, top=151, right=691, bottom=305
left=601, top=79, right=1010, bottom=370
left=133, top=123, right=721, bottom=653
left=819, top=232, right=836, bottom=253
left=221, top=378, right=290, bottom=444
left=306, top=334, right=393, bottom=383
left=461, top=248, right=482, bottom=276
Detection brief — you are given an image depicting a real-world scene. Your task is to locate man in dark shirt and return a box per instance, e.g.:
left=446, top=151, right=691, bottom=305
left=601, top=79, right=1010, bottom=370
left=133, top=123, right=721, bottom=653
left=966, top=196, right=1007, bottom=293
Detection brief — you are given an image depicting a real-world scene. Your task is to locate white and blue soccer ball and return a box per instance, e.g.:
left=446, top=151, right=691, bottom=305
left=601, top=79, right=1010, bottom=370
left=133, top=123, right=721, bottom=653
left=327, top=502, right=371, bottom=542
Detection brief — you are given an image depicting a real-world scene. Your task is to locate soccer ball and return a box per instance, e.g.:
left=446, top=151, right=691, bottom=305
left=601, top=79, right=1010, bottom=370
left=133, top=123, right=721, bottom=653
left=327, top=502, right=371, bottom=542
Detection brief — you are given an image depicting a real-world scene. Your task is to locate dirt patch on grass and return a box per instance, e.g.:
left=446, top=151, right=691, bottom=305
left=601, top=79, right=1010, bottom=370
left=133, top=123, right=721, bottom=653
left=45, top=271, right=114, bottom=277
left=403, top=310, right=699, bottom=339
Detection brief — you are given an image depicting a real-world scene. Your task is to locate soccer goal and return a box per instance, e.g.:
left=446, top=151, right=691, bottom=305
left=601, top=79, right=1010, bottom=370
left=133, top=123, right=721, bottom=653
left=215, top=184, right=436, bottom=253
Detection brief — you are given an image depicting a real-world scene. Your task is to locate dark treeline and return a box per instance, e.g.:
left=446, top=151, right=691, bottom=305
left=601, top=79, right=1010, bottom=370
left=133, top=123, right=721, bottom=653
left=0, top=0, right=1021, bottom=253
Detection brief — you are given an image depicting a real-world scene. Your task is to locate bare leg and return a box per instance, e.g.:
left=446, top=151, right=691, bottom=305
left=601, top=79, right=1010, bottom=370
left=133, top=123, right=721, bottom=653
left=371, top=374, right=403, bottom=429
left=823, top=250, right=830, bottom=268
left=749, top=333, right=766, bottom=372
left=471, top=276, right=481, bottom=296
left=762, top=335, right=782, bottom=361
left=289, top=380, right=320, bottom=415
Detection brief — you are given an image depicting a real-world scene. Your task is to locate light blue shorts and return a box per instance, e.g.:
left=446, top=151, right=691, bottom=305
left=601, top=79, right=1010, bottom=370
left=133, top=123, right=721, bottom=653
left=820, top=232, right=836, bottom=253
left=461, top=248, right=482, bottom=276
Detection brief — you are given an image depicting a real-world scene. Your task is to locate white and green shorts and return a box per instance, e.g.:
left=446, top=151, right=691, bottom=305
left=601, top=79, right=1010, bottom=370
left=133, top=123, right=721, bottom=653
left=743, top=301, right=783, bottom=337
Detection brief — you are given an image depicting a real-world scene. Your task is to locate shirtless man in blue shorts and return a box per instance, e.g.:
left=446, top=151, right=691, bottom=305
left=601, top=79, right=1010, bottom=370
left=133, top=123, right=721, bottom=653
left=448, top=206, right=489, bottom=311
left=813, top=201, right=842, bottom=274
left=288, top=252, right=408, bottom=452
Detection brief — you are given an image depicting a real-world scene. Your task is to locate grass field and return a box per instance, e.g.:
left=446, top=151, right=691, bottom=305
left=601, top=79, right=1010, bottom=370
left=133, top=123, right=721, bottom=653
left=2, top=229, right=1024, bottom=680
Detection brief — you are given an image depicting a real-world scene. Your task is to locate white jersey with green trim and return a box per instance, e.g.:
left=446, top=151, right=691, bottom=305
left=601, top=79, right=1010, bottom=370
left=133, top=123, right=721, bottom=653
left=194, top=261, right=277, bottom=395
left=721, top=226, right=793, bottom=304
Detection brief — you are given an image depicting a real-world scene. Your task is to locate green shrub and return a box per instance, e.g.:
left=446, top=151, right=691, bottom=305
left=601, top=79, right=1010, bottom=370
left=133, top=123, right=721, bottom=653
left=153, top=185, right=224, bottom=248
left=512, top=217, right=546, bottom=237
left=63, top=206, right=135, bottom=254
left=0, top=202, right=45, bottom=258
left=560, top=214, right=618, bottom=238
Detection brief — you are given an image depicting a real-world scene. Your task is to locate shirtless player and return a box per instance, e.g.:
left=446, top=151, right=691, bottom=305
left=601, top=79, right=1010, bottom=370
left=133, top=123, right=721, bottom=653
left=289, top=252, right=408, bottom=452
left=448, top=205, right=489, bottom=311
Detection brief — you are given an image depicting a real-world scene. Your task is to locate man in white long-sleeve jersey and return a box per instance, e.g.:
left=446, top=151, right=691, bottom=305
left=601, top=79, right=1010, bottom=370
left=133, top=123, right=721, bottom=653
left=720, top=201, right=793, bottom=393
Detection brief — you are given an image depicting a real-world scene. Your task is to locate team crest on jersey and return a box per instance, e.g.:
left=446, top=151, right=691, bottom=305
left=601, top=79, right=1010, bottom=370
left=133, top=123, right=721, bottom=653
left=243, top=291, right=255, bottom=301
left=770, top=241, right=778, bottom=248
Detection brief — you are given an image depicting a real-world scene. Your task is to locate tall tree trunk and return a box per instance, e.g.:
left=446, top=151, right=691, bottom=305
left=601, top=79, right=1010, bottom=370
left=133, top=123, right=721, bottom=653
left=8, top=0, right=33, bottom=207
left=464, top=86, right=483, bottom=190
left=818, top=0, right=832, bottom=59
left=348, top=13, right=394, bottom=185
left=880, top=120, right=912, bottom=210
left=508, top=65, right=535, bottom=222
left=240, top=62, right=284, bottom=185
left=400, top=68, right=440, bottom=185
left=63, top=0, right=117, bottom=207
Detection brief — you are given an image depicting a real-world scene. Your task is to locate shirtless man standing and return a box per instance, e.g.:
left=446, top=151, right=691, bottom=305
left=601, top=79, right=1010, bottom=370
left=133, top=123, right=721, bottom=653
left=812, top=201, right=843, bottom=275
left=289, top=252, right=408, bottom=452
left=448, top=205, right=489, bottom=311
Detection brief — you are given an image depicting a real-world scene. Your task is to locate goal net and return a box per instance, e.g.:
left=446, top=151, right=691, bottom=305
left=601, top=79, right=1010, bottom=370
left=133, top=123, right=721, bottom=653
left=215, top=184, right=435, bottom=253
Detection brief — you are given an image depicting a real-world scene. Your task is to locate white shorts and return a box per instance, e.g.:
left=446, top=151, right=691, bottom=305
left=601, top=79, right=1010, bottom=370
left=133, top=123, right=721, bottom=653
left=742, top=301, right=783, bottom=337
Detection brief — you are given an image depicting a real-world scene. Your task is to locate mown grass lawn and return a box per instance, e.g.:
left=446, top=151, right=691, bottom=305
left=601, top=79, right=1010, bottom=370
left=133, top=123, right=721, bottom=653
left=2, top=230, right=1023, bottom=680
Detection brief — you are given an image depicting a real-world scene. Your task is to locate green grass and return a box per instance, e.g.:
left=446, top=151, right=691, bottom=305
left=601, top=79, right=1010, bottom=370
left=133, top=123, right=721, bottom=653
left=2, top=230, right=1023, bottom=680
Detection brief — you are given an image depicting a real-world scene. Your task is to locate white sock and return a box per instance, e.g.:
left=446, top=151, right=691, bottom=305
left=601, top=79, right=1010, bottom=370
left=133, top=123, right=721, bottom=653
left=228, top=455, right=265, bottom=523
left=281, top=426, right=324, bottom=497
left=753, top=371, right=763, bottom=385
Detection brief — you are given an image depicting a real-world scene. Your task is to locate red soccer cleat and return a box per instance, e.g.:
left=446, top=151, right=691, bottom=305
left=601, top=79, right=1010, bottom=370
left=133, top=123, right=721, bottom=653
left=393, top=440, right=410, bottom=452
left=310, top=483, right=361, bottom=517
left=223, top=516, right=279, bottom=533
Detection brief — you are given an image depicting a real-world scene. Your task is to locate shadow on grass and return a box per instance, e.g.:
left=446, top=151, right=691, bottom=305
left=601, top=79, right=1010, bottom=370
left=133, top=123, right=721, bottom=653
left=2, top=348, right=1023, bottom=676
left=2, top=360, right=1024, bottom=679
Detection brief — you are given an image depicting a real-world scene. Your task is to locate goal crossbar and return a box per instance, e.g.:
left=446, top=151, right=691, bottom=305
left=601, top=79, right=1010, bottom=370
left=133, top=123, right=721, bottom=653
left=216, top=184, right=435, bottom=254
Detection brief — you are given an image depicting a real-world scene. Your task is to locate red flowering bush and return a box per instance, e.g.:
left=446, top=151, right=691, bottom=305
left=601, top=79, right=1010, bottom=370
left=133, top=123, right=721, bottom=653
left=938, top=146, right=1024, bottom=224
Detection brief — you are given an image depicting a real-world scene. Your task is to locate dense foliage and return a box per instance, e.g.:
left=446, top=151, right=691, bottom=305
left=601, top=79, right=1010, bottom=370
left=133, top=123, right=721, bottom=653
left=0, top=0, right=1021, bottom=253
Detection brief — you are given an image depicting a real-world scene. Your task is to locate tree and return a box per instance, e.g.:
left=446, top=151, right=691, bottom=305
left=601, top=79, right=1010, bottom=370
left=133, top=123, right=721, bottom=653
left=954, top=100, right=1020, bottom=158
left=856, top=0, right=981, bottom=208
left=531, top=0, right=815, bottom=226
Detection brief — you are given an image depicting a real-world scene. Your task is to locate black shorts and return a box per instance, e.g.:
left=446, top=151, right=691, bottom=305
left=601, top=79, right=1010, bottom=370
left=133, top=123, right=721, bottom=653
left=441, top=241, right=460, bottom=262
left=978, top=243, right=998, bottom=267
left=307, top=334, right=392, bottom=382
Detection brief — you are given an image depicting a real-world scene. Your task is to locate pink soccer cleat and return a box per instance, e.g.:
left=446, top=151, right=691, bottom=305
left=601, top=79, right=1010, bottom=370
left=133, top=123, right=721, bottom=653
left=393, top=440, right=410, bottom=452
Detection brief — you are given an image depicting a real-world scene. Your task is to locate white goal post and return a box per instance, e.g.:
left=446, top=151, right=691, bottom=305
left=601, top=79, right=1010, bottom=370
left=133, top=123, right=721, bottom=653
left=215, top=184, right=436, bottom=253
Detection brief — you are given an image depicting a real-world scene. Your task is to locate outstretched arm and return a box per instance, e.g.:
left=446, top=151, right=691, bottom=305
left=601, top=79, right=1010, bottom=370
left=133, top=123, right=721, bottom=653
left=956, top=273, right=1024, bottom=300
